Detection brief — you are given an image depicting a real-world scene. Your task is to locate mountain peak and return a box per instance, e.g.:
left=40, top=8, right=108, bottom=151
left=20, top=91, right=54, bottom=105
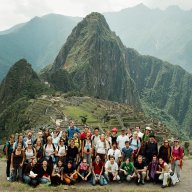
left=0, top=59, right=41, bottom=110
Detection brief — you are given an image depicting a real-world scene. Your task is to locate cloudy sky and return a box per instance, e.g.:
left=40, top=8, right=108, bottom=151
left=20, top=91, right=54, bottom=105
left=0, top=0, right=192, bottom=31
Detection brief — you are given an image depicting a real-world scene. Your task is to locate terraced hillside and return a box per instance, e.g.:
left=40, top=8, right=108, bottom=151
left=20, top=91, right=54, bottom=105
left=0, top=95, right=178, bottom=142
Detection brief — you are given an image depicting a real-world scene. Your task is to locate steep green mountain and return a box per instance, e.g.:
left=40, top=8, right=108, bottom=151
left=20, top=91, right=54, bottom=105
left=45, top=12, right=192, bottom=138
left=0, top=59, right=50, bottom=111
left=49, top=13, right=140, bottom=108
left=104, top=4, right=192, bottom=73
left=0, top=14, right=81, bottom=81
left=125, top=48, right=192, bottom=137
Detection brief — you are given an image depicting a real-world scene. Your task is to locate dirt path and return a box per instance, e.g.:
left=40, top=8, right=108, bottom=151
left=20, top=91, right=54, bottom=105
left=0, top=158, right=191, bottom=192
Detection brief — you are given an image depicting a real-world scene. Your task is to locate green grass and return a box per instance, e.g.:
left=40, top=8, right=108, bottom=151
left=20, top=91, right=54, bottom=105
left=64, top=106, right=99, bottom=123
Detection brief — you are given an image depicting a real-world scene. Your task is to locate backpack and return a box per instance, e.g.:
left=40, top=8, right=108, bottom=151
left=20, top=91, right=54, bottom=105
left=3, top=142, right=10, bottom=155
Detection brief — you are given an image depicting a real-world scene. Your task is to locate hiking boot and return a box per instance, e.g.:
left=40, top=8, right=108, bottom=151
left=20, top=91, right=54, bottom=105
left=141, top=180, right=145, bottom=185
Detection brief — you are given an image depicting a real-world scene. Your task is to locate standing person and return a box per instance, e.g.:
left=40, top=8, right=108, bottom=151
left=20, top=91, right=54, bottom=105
left=157, top=157, right=173, bottom=188
left=67, top=139, right=79, bottom=168
left=73, top=132, right=81, bottom=151
left=142, top=127, right=151, bottom=144
left=38, top=160, right=52, bottom=184
left=80, top=126, right=92, bottom=142
left=24, top=141, right=36, bottom=163
left=135, top=126, right=143, bottom=140
left=52, top=130, right=61, bottom=148
left=107, top=142, right=121, bottom=165
left=42, top=128, right=51, bottom=145
left=127, top=128, right=133, bottom=140
left=91, top=127, right=100, bottom=160
left=82, top=134, right=93, bottom=165
left=10, top=143, right=24, bottom=182
left=13, top=134, right=26, bottom=150
left=105, top=130, right=112, bottom=147
left=33, top=131, right=43, bottom=145
left=122, top=141, right=133, bottom=161
left=55, top=138, right=68, bottom=166
left=50, top=159, right=64, bottom=186
left=63, top=161, right=78, bottom=185
left=117, top=128, right=129, bottom=151
left=60, top=131, right=68, bottom=147
left=43, top=136, right=57, bottom=169
left=104, top=156, right=120, bottom=182
left=23, top=158, right=39, bottom=187
left=91, top=155, right=107, bottom=186
left=143, top=134, right=158, bottom=164
left=67, top=121, right=80, bottom=140
left=34, top=138, right=44, bottom=164
left=171, top=138, right=184, bottom=181
left=111, top=127, right=118, bottom=144
left=77, top=158, right=92, bottom=181
left=96, top=134, right=110, bottom=162
left=129, top=132, right=141, bottom=162
left=158, top=139, right=172, bottom=164
left=119, top=158, right=134, bottom=182
left=5, top=134, right=14, bottom=181
left=23, top=131, right=34, bottom=147
left=134, top=155, right=147, bottom=185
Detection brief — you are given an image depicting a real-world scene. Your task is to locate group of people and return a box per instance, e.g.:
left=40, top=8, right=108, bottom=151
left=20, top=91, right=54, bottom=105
left=4, top=121, right=184, bottom=188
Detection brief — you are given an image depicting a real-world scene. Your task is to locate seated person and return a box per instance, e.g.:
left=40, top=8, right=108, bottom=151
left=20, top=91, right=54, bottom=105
left=50, top=159, right=64, bottom=186
left=77, top=158, right=91, bottom=181
left=23, top=158, right=39, bottom=187
left=91, top=155, right=107, bottom=186
left=38, top=160, right=52, bottom=184
left=133, top=155, right=147, bottom=185
left=63, top=161, right=78, bottom=185
left=147, top=155, right=159, bottom=183
left=104, top=155, right=120, bottom=182
left=119, top=158, right=134, bottom=182
left=157, top=157, right=176, bottom=188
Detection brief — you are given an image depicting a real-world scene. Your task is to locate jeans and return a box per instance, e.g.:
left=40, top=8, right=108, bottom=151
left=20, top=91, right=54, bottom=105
left=23, top=175, right=39, bottom=187
left=171, top=160, right=181, bottom=180
left=83, top=153, right=92, bottom=165
left=92, top=174, right=107, bottom=185
left=39, top=178, right=50, bottom=184
left=10, top=165, right=23, bottom=182
left=6, top=158, right=11, bottom=177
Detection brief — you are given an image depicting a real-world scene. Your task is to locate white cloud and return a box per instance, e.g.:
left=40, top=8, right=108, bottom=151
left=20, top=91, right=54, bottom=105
left=0, top=0, right=192, bottom=31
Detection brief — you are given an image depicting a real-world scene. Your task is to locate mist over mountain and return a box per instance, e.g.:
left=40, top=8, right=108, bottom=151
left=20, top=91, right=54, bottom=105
left=0, top=14, right=81, bottom=81
left=104, top=3, right=192, bottom=73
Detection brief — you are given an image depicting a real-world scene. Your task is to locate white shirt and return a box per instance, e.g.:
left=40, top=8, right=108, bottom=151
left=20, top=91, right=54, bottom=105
left=91, top=135, right=100, bottom=147
left=117, top=135, right=129, bottom=150
left=138, top=131, right=144, bottom=139
left=96, top=139, right=109, bottom=154
left=105, top=160, right=118, bottom=173
left=108, top=148, right=121, bottom=162
left=57, top=145, right=67, bottom=156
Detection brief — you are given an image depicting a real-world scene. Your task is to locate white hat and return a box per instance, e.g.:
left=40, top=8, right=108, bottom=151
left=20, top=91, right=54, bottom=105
left=145, top=127, right=152, bottom=131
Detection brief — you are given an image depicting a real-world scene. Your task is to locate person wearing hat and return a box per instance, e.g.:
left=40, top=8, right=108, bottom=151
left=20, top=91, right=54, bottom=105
left=143, top=134, right=158, bottom=164
left=111, top=127, right=118, bottom=144
left=171, top=138, right=184, bottom=181
left=117, top=128, right=129, bottom=151
left=142, top=127, right=151, bottom=144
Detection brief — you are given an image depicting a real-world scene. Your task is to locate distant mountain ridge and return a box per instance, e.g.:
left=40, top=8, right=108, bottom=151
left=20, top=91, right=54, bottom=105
left=104, top=4, right=192, bottom=73
left=0, top=14, right=81, bottom=81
